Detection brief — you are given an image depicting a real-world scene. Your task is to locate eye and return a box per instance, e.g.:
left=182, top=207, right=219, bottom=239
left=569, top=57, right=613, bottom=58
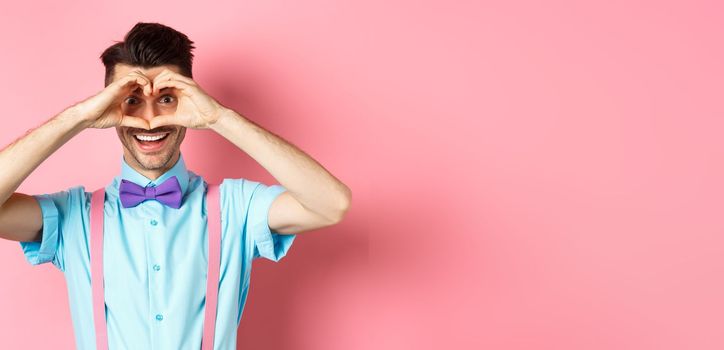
left=124, top=96, right=139, bottom=105
left=159, top=94, right=176, bottom=104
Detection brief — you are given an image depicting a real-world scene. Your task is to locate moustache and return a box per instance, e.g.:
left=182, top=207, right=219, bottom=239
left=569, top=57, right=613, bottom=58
left=126, top=127, right=177, bottom=134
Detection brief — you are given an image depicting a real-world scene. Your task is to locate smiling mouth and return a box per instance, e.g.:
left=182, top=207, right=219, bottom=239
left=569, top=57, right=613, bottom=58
left=131, top=130, right=172, bottom=152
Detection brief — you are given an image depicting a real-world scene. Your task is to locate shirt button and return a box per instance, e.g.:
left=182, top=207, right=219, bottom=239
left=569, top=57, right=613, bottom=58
left=153, top=264, right=161, bottom=271
left=156, top=314, right=164, bottom=321
left=150, top=219, right=158, bottom=226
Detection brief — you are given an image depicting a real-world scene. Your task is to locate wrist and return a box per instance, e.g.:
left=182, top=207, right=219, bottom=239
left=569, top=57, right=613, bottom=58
left=209, top=108, right=239, bottom=131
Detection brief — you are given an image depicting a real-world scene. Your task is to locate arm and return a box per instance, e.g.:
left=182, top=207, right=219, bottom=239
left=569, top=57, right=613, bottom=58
left=210, top=110, right=352, bottom=234
left=146, top=69, right=352, bottom=234
left=0, top=112, right=85, bottom=242
left=0, top=70, right=154, bottom=242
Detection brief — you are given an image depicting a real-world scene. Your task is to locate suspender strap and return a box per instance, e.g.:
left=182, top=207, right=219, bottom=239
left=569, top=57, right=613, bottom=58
left=202, top=183, right=221, bottom=350
left=90, top=183, right=222, bottom=350
left=90, top=189, right=108, bottom=350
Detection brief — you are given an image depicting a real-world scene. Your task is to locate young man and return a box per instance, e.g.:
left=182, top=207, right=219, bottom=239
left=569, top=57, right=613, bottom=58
left=0, top=22, right=351, bottom=349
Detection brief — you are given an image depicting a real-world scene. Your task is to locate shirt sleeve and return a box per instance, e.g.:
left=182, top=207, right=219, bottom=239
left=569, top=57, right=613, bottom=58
left=224, top=178, right=296, bottom=262
left=18, top=186, right=81, bottom=272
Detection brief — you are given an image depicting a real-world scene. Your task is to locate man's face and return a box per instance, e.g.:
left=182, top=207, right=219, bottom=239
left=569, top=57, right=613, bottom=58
left=112, top=63, right=187, bottom=173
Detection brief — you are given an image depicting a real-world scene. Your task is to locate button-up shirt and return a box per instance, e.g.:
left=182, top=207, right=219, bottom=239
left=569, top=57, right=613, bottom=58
left=18, top=153, right=296, bottom=349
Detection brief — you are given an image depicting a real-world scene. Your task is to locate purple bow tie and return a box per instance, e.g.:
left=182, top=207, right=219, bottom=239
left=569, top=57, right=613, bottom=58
left=119, top=176, right=183, bottom=209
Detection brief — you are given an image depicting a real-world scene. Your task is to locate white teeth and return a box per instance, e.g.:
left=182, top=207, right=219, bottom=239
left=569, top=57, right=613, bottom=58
left=135, top=133, right=168, bottom=142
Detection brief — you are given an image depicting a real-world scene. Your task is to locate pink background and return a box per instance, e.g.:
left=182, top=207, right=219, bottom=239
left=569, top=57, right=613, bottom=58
left=1, top=0, right=723, bottom=349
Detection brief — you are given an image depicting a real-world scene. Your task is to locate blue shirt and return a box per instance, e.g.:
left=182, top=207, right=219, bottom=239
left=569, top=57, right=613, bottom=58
left=18, top=153, right=296, bottom=349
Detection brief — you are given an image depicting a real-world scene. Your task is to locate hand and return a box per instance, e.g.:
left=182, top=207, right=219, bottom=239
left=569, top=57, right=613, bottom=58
left=73, top=70, right=153, bottom=130
left=147, top=69, right=228, bottom=130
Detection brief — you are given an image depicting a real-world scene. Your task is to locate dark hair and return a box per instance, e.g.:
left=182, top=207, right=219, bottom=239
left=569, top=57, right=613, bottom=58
left=99, top=22, right=195, bottom=86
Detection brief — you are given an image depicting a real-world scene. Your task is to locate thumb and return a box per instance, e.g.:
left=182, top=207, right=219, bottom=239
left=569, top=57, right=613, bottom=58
left=119, top=115, right=150, bottom=130
left=149, top=114, right=181, bottom=129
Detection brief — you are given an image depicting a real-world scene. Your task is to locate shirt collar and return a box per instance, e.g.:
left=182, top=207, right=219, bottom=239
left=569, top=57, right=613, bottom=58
left=119, top=152, right=190, bottom=196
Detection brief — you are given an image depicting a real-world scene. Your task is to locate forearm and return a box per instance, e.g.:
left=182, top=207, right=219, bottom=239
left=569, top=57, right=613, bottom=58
left=210, top=109, right=351, bottom=221
left=0, top=107, right=86, bottom=206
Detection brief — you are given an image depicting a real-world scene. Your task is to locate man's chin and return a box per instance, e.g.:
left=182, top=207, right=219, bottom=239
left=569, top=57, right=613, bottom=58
left=127, top=145, right=174, bottom=169
left=134, top=152, right=174, bottom=170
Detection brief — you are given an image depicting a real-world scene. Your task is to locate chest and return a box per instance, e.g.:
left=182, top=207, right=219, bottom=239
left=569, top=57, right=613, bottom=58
left=101, top=200, right=212, bottom=315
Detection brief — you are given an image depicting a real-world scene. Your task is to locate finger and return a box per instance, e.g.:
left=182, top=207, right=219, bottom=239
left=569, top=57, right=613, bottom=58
left=119, top=115, right=150, bottom=130
left=150, top=70, right=171, bottom=91
left=153, top=78, right=188, bottom=94
left=115, top=74, right=151, bottom=96
left=154, top=69, right=196, bottom=86
left=119, top=72, right=150, bottom=88
left=142, top=79, right=152, bottom=97
left=126, top=71, right=153, bottom=88
left=149, top=114, right=183, bottom=129
left=93, top=75, right=149, bottom=114
left=131, top=74, right=153, bottom=97
left=153, top=79, right=194, bottom=96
